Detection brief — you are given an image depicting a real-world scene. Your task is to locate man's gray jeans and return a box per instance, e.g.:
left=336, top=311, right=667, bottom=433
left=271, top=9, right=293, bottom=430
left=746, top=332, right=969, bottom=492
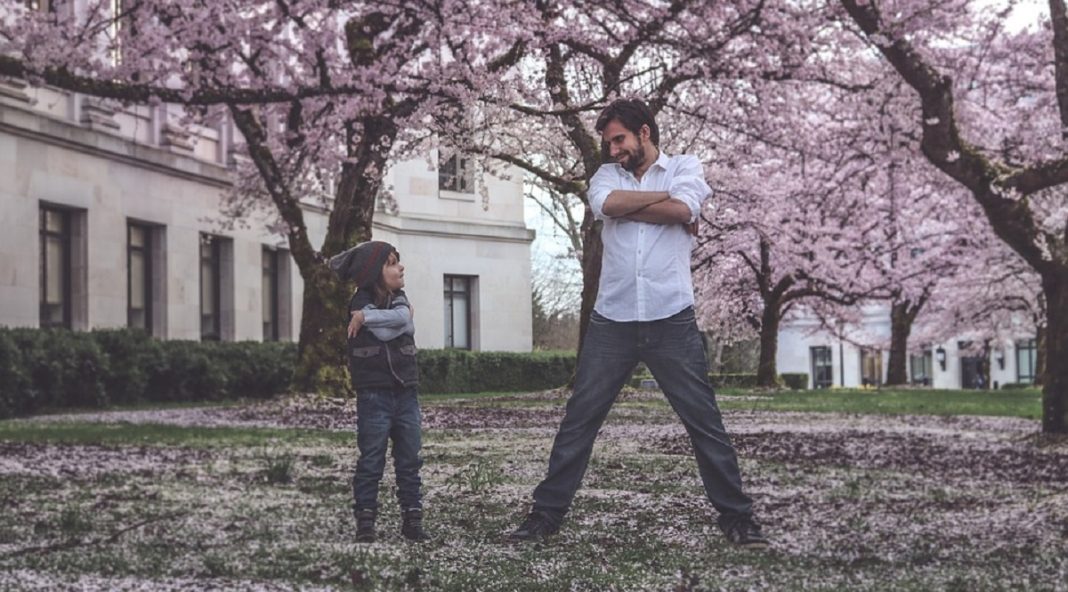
left=532, top=306, right=753, bottom=521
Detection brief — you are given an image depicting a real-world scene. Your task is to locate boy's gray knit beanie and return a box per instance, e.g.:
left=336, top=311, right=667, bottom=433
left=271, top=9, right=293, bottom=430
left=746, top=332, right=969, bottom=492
left=328, top=241, right=395, bottom=287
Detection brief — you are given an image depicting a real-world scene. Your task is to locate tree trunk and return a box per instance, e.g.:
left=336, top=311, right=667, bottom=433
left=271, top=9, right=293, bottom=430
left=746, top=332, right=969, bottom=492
left=756, top=299, right=781, bottom=387
left=292, top=265, right=352, bottom=394
left=576, top=209, right=603, bottom=357
left=1035, top=324, right=1047, bottom=387
left=885, top=300, right=914, bottom=386
left=291, top=118, right=392, bottom=395
left=1040, top=270, right=1068, bottom=434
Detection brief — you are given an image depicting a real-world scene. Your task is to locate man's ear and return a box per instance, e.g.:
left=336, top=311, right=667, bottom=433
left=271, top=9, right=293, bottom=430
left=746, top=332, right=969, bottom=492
left=640, top=124, right=651, bottom=142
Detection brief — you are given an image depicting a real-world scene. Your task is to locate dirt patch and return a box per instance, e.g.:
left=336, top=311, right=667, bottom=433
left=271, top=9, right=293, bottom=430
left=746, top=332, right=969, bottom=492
left=422, top=405, right=564, bottom=430
left=651, top=429, right=1068, bottom=486
left=0, top=443, right=213, bottom=478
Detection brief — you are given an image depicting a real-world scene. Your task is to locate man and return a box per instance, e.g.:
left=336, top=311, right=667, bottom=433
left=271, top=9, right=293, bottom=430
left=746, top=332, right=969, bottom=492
left=509, top=99, right=768, bottom=549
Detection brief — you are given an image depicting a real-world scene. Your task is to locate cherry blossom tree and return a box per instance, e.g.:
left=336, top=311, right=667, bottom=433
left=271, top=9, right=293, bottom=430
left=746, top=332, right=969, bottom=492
left=1, top=0, right=523, bottom=392
left=837, top=0, right=1068, bottom=433
left=465, top=0, right=817, bottom=353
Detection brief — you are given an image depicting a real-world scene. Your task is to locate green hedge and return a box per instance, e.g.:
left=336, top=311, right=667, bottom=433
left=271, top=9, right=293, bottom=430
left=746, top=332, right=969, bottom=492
left=629, top=372, right=804, bottom=390
left=708, top=373, right=761, bottom=389
left=0, top=328, right=296, bottom=419
left=1000, top=382, right=1037, bottom=391
left=781, top=373, right=809, bottom=390
left=418, top=349, right=575, bottom=394
left=0, top=329, right=579, bottom=418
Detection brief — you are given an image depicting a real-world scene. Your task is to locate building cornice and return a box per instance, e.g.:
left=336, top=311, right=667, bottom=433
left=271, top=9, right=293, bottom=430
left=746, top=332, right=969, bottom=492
left=0, top=100, right=233, bottom=189
left=373, top=212, right=535, bottom=244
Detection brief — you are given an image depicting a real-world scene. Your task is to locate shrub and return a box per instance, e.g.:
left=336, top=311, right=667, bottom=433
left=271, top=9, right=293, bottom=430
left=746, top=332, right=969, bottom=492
left=1000, top=382, right=1037, bottom=391
left=417, top=349, right=575, bottom=394
left=0, top=331, right=32, bottom=418
left=153, top=340, right=229, bottom=402
left=781, top=373, right=809, bottom=390
left=708, top=373, right=760, bottom=389
left=0, top=328, right=579, bottom=416
left=8, top=329, right=108, bottom=410
left=92, top=329, right=164, bottom=405
left=211, top=341, right=296, bottom=400
left=0, top=328, right=298, bottom=418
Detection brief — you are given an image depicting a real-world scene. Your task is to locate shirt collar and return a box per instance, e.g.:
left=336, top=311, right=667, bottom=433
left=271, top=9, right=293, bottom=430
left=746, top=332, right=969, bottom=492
left=650, top=150, right=670, bottom=171
left=618, top=150, right=670, bottom=177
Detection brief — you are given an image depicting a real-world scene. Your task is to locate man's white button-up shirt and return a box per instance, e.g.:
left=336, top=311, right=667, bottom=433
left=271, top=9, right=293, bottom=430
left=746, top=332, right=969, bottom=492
left=587, top=151, right=711, bottom=322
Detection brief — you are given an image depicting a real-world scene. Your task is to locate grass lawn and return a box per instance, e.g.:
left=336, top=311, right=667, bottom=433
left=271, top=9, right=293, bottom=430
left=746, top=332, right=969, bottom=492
left=0, top=388, right=1064, bottom=591
left=713, top=387, right=1043, bottom=419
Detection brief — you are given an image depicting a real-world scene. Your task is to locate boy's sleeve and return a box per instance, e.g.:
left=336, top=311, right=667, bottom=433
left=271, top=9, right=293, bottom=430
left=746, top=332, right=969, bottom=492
left=360, top=294, right=414, bottom=341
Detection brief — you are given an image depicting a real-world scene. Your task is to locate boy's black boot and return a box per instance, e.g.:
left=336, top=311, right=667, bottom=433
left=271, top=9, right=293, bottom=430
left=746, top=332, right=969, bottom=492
left=401, top=508, right=429, bottom=542
left=354, top=509, right=376, bottom=543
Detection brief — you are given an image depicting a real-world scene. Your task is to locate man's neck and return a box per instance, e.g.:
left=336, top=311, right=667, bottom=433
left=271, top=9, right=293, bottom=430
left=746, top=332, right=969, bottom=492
left=633, top=147, right=660, bottom=180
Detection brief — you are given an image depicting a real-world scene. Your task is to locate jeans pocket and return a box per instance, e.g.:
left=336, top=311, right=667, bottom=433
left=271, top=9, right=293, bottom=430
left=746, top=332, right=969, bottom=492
left=665, top=307, right=696, bottom=325
left=589, top=311, right=612, bottom=325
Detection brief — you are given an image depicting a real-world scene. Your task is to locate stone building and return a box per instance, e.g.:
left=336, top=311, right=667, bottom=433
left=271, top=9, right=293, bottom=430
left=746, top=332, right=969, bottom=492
left=0, top=79, right=534, bottom=351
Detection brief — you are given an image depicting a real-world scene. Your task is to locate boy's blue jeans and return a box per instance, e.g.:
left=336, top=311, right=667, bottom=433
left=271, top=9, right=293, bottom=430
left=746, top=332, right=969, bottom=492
left=353, top=386, right=423, bottom=512
left=532, top=307, right=753, bottom=521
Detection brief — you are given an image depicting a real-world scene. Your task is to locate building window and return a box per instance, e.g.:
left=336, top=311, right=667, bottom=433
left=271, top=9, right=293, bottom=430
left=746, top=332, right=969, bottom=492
left=1016, top=338, right=1037, bottom=384
left=262, top=247, right=279, bottom=341
left=24, top=0, right=54, bottom=11
left=438, top=152, right=475, bottom=194
left=39, top=207, right=71, bottom=328
left=444, top=275, right=474, bottom=349
left=200, top=234, right=222, bottom=341
left=860, top=348, right=882, bottom=387
left=910, top=350, right=933, bottom=386
left=811, top=346, right=833, bottom=389
left=127, top=222, right=152, bottom=332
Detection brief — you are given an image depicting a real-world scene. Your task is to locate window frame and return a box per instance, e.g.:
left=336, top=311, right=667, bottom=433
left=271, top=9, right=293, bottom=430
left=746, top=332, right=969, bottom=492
left=860, top=348, right=883, bottom=387
left=126, top=221, right=153, bottom=332
left=909, top=349, right=933, bottom=386
left=810, top=346, right=834, bottom=389
left=443, top=274, right=474, bottom=350
left=438, top=152, right=476, bottom=195
left=262, top=247, right=280, bottom=342
left=39, top=206, right=72, bottom=329
left=1016, top=338, right=1037, bottom=384
left=199, top=234, right=222, bottom=341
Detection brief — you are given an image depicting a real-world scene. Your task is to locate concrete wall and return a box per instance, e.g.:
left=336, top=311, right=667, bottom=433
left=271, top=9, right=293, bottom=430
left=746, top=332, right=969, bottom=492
left=0, top=84, right=534, bottom=351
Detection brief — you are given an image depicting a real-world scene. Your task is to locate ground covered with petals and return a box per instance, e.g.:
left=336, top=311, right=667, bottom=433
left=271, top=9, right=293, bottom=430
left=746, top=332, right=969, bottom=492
left=1, top=389, right=1065, bottom=591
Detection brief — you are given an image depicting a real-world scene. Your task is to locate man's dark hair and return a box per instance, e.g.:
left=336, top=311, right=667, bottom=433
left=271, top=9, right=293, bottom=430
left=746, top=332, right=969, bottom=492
left=595, top=99, right=659, bottom=146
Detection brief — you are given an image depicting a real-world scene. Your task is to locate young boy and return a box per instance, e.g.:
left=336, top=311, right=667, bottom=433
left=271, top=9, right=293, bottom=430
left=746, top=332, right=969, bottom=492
left=329, top=240, right=428, bottom=543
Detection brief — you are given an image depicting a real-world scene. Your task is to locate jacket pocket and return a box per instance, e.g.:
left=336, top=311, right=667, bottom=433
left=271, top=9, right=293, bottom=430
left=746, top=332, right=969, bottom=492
left=351, top=346, right=382, bottom=358
left=398, top=344, right=418, bottom=356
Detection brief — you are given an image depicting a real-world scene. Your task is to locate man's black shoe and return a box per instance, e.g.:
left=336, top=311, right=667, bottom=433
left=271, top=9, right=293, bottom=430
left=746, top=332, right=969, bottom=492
left=508, top=510, right=560, bottom=542
left=719, top=515, right=770, bottom=549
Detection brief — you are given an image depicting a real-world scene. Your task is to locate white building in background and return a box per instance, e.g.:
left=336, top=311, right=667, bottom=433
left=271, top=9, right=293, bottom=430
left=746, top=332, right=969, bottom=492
left=777, top=306, right=1039, bottom=390
left=0, top=78, right=534, bottom=351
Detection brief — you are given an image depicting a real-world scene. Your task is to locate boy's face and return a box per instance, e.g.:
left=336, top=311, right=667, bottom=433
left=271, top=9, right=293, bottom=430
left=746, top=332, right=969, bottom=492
left=601, top=119, right=650, bottom=173
left=381, top=252, right=405, bottom=291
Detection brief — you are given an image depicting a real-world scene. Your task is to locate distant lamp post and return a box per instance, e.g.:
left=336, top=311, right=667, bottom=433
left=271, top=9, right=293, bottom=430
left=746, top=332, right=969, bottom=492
left=936, top=347, right=947, bottom=371
left=995, top=349, right=1005, bottom=370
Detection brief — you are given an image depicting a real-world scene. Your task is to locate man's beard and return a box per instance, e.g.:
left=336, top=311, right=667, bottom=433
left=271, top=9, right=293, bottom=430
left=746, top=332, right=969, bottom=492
left=620, top=144, right=645, bottom=172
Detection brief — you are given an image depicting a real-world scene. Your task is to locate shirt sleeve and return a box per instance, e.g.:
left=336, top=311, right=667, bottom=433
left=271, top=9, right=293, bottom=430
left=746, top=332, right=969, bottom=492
left=668, top=155, right=711, bottom=223
left=587, top=164, right=616, bottom=221
left=360, top=296, right=414, bottom=341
